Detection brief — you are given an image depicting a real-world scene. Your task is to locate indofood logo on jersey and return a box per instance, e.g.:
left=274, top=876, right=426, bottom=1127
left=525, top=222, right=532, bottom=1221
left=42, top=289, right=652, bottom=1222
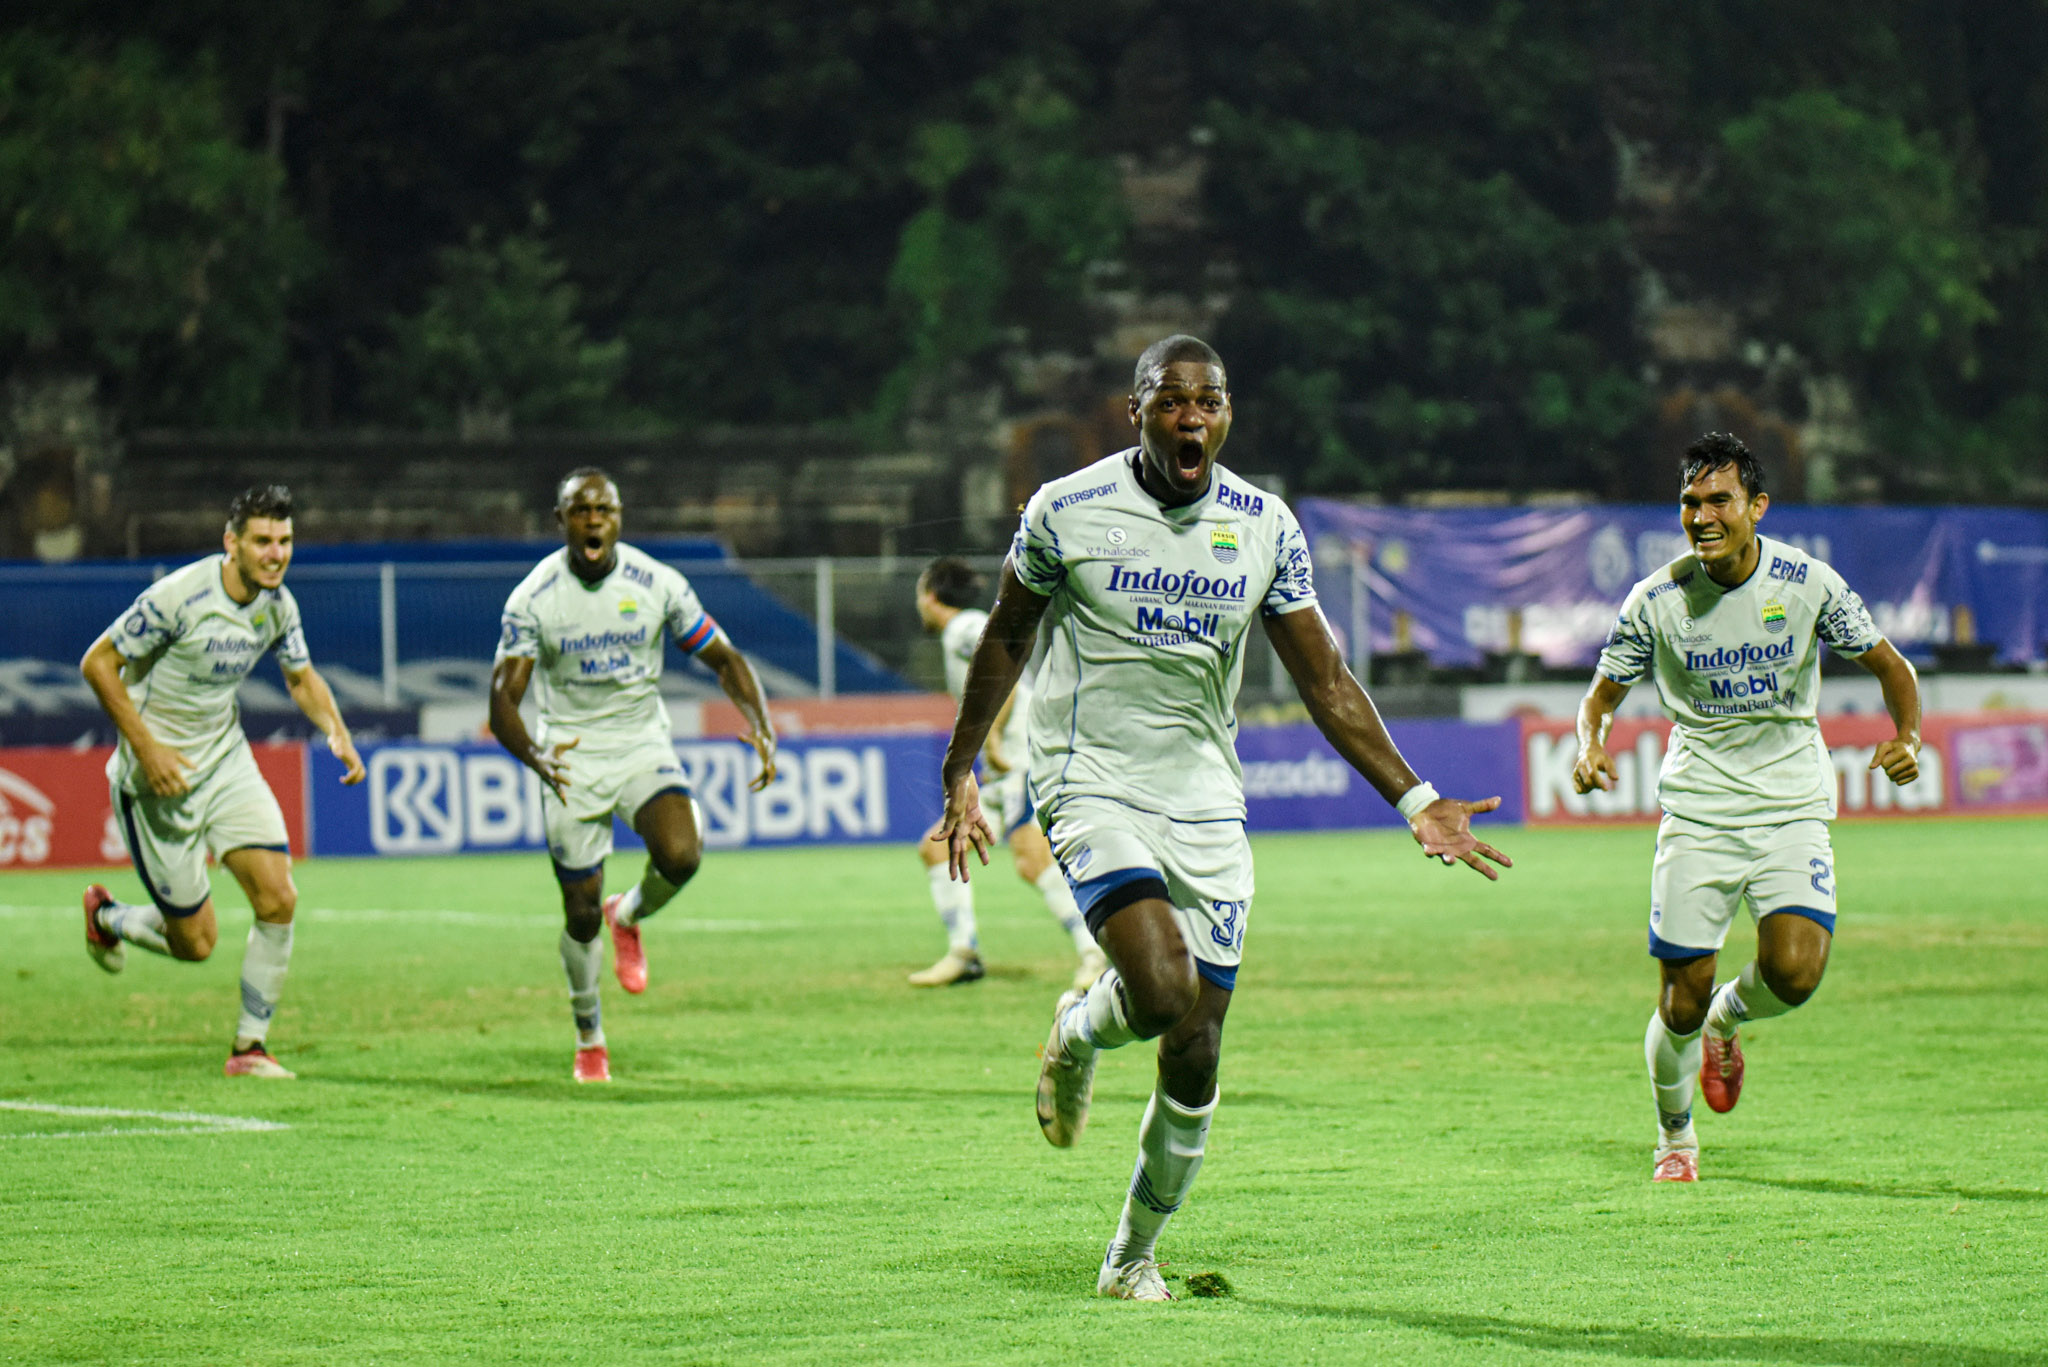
left=1210, top=524, right=1240, bottom=564
left=1104, top=565, right=1248, bottom=605
left=1683, top=639, right=1795, bottom=674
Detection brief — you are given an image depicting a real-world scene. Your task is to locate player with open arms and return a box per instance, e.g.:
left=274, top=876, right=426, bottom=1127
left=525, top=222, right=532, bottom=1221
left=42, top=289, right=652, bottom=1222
left=490, top=468, right=775, bottom=1083
left=1573, top=433, right=1921, bottom=1182
left=78, top=484, right=366, bottom=1079
left=908, top=556, right=1105, bottom=990
left=936, top=336, right=1510, bottom=1300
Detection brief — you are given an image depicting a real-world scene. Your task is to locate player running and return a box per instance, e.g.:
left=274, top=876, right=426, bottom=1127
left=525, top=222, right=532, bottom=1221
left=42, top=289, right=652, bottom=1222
left=936, top=335, right=1509, bottom=1300
left=489, top=468, right=775, bottom=1083
left=78, top=484, right=365, bottom=1078
left=1572, top=433, right=1922, bottom=1183
left=909, top=556, right=1105, bottom=990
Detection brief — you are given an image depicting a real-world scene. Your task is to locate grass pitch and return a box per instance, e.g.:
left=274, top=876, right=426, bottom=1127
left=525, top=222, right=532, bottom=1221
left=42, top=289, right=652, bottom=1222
left=3, top=820, right=2044, bottom=1364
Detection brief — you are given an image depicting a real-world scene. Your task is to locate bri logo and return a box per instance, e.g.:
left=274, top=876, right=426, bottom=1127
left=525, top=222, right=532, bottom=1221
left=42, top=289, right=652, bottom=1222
left=1105, top=564, right=1248, bottom=604
left=1683, top=639, right=1794, bottom=673
left=1215, top=484, right=1264, bottom=516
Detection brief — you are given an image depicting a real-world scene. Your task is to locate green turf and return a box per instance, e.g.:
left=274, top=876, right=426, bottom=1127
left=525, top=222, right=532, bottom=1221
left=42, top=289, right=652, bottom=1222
left=3, top=820, right=2044, bottom=1364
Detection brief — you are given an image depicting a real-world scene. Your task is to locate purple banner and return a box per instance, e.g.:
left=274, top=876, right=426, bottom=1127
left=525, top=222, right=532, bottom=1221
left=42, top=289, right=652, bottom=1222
left=1239, top=720, right=1524, bottom=830
left=1295, top=502, right=2048, bottom=667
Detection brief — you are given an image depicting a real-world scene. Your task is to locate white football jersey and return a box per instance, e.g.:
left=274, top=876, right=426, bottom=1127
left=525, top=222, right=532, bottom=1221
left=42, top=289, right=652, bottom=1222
left=496, top=543, right=719, bottom=751
left=940, top=606, right=1031, bottom=765
left=103, top=554, right=311, bottom=791
left=1010, top=450, right=1317, bottom=821
left=1597, top=535, right=1882, bottom=824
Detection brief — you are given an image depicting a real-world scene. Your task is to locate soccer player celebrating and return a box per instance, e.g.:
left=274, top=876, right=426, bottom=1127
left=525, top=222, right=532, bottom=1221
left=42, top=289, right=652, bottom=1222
left=78, top=484, right=365, bottom=1078
left=1572, top=433, right=1922, bottom=1183
left=490, top=468, right=775, bottom=1083
left=909, top=556, right=1105, bottom=990
left=936, top=336, right=1510, bottom=1300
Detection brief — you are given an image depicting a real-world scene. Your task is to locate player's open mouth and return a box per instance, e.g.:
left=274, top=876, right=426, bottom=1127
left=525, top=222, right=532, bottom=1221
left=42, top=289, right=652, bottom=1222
left=1174, top=442, right=1205, bottom=478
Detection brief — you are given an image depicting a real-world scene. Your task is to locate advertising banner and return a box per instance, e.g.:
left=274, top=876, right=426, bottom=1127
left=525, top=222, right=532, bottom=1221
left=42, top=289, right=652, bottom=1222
left=309, top=733, right=949, bottom=858
left=1296, top=501, right=2048, bottom=668
left=1239, top=721, right=1525, bottom=830
left=1519, top=712, right=2048, bottom=824
left=0, top=743, right=307, bottom=870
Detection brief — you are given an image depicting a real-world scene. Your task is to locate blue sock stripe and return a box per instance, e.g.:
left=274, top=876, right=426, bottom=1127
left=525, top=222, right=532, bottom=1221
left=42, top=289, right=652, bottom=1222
left=239, top=979, right=277, bottom=1022
left=1128, top=1164, right=1182, bottom=1216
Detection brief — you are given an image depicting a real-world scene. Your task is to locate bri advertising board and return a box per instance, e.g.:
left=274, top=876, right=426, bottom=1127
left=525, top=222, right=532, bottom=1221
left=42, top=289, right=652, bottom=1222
left=1520, top=712, right=2048, bottom=824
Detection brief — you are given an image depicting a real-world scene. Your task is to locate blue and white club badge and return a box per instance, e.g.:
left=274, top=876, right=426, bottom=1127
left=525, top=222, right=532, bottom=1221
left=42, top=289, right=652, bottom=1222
left=1210, top=523, right=1240, bottom=564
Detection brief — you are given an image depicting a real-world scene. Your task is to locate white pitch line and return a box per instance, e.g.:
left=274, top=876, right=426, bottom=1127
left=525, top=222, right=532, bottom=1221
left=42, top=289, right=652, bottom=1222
left=0, top=904, right=773, bottom=931
left=0, top=1099, right=289, bottom=1141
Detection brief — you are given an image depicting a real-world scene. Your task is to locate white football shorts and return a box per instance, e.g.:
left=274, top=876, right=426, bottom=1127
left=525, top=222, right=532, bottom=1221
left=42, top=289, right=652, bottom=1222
left=1648, top=813, right=1838, bottom=958
left=541, top=738, right=691, bottom=878
left=109, top=741, right=289, bottom=916
left=980, top=766, right=1034, bottom=839
left=1041, top=794, right=1253, bottom=990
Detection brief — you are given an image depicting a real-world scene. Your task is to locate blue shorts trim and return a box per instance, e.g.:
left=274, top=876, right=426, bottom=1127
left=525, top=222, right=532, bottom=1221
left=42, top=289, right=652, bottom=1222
left=1002, top=785, right=1036, bottom=838
left=633, top=785, right=693, bottom=819
left=1763, top=904, right=1837, bottom=934
left=1648, top=926, right=1715, bottom=960
left=221, top=843, right=291, bottom=857
left=552, top=858, right=604, bottom=885
left=119, top=793, right=209, bottom=919
left=1195, top=960, right=1237, bottom=992
left=1072, top=869, right=1169, bottom=938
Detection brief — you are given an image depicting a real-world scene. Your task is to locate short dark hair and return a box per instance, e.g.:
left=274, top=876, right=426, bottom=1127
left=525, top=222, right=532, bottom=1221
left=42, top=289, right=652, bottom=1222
left=226, top=484, right=293, bottom=533
left=1133, top=334, right=1225, bottom=396
left=1680, top=432, right=1766, bottom=499
left=920, top=556, right=985, bottom=610
left=556, top=466, right=618, bottom=508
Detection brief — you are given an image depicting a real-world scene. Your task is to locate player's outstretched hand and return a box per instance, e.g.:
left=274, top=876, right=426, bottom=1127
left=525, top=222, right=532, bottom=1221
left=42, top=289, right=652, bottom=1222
left=1410, top=795, right=1513, bottom=881
left=1571, top=741, right=1618, bottom=795
left=936, top=769, right=995, bottom=883
left=533, top=737, right=577, bottom=803
left=138, top=739, right=193, bottom=798
left=744, top=729, right=778, bottom=792
left=329, top=731, right=366, bottom=785
left=1869, top=737, right=1920, bottom=786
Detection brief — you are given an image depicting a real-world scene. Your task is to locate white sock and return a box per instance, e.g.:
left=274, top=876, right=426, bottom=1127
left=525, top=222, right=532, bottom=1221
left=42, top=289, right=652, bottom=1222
left=1706, top=960, right=1795, bottom=1035
left=1645, top=1010, right=1701, bottom=1139
left=234, top=922, right=294, bottom=1045
left=1059, top=969, right=1139, bottom=1058
left=1109, top=1083, right=1217, bottom=1266
left=97, top=899, right=170, bottom=956
left=620, top=866, right=681, bottom=925
left=927, top=864, right=977, bottom=952
left=1033, top=865, right=1095, bottom=955
left=560, top=930, right=604, bottom=1046
left=614, top=883, right=645, bottom=924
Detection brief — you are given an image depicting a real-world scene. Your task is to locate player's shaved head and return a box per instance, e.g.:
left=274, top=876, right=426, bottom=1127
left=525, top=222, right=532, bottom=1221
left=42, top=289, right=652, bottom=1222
left=1680, top=433, right=1766, bottom=500
left=556, top=466, right=619, bottom=509
left=1133, top=335, right=1225, bottom=397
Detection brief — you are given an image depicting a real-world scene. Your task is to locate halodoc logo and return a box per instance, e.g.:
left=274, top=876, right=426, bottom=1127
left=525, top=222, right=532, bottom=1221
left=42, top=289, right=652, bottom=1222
left=1105, top=564, right=1248, bottom=605
left=1683, top=639, right=1795, bottom=674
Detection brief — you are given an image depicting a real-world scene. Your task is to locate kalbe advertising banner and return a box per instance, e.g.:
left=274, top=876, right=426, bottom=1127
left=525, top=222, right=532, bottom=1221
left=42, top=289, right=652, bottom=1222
left=1294, top=502, right=2048, bottom=668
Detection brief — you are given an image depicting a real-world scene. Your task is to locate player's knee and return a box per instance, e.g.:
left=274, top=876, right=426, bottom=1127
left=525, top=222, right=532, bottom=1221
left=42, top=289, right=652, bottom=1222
left=253, top=885, right=296, bottom=923
left=1127, top=963, right=1199, bottom=1039
left=651, top=846, right=700, bottom=888
left=1162, top=1019, right=1222, bottom=1083
left=1761, top=958, right=1824, bottom=1007
left=172, top=927, right=217, bottom=961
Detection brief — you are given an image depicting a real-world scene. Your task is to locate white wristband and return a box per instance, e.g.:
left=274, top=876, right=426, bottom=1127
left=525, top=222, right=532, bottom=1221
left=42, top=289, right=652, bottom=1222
left=1395, top=782, right=1440, bottom=823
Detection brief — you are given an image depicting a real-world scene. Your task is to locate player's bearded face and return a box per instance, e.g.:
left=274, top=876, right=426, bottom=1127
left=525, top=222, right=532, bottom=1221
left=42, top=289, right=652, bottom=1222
left=558, top=478, right=622, bottom=575
left=1132, top=362, right=1231, bottom=501
left=230, top=517, right=293, bottom=589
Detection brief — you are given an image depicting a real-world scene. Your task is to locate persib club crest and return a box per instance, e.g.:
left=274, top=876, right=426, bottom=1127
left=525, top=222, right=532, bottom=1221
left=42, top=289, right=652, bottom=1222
left=1210, top=523, right=1240, bottom=564
left=1761, top=598, right=1788, bottom=634
left=617, top=597, right=639, bottom=620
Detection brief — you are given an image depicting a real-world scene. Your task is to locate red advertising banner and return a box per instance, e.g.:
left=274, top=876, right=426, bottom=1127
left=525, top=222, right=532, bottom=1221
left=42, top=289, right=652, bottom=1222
left=0, top=744, right=307, bottom=870
left=1521, top=711, right=2048, bottom=824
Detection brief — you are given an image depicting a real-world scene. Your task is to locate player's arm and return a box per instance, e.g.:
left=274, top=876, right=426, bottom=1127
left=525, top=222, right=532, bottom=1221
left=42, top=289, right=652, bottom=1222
left=939, top=563, right=1050, bottom=880
left=982, top=684, right=1020, bottom=774
left=1572, top=675, right=1632, bottom=794
left=1853, top=640, right=1922, bottom=785
left=489, top=655, right=574, bottom=801
left=282, top=663, right=365, bottom=784
left=695, top=634, right=777, bottom=793
left=79, top=634, right=190, bottom=797
left=1264, top=605, right=1510, bottom=880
